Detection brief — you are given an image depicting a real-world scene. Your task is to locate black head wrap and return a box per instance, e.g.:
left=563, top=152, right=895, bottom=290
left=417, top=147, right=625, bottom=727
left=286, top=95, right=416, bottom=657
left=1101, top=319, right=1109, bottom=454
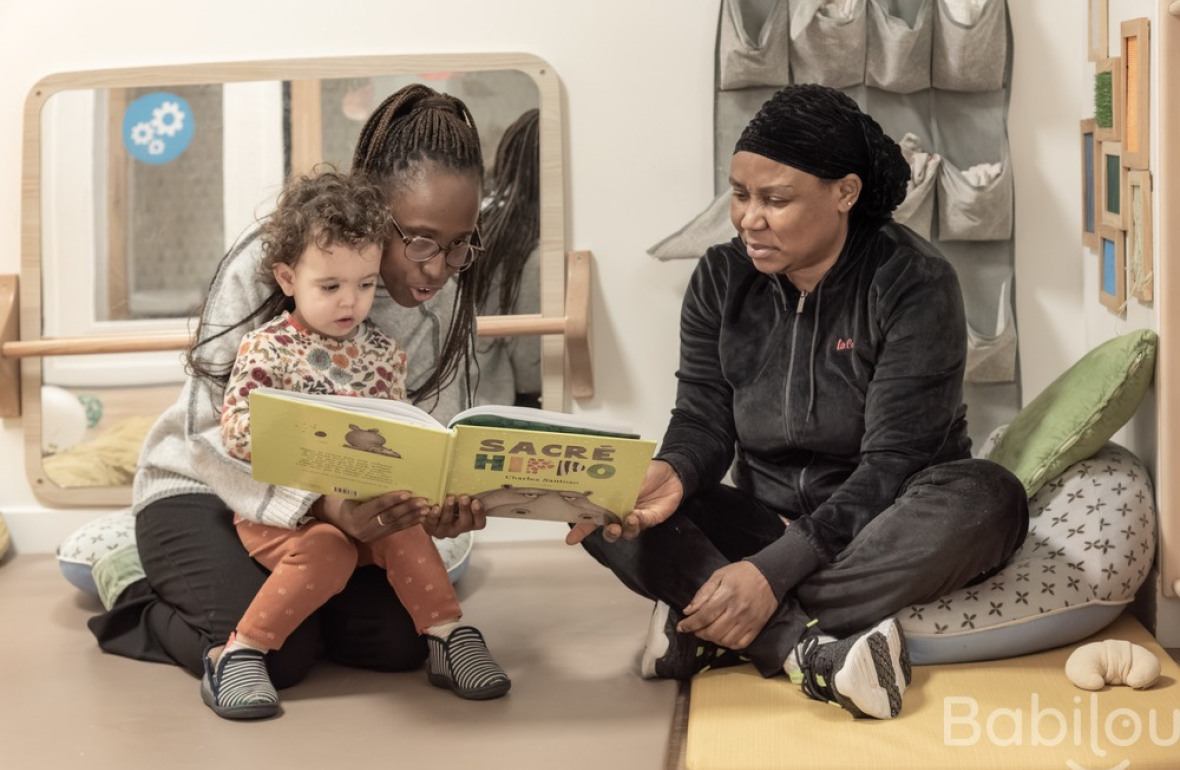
left=734, top=84, right=910, bottom=224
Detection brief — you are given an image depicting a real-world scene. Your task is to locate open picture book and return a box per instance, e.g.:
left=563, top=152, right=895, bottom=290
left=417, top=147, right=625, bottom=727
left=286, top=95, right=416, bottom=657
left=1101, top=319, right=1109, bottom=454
left=248, top=388, right=657, bottom=525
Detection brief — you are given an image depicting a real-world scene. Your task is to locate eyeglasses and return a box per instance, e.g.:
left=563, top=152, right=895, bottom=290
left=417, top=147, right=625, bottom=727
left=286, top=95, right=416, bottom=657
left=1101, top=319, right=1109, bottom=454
left=390, top=217, right=483, bottom=272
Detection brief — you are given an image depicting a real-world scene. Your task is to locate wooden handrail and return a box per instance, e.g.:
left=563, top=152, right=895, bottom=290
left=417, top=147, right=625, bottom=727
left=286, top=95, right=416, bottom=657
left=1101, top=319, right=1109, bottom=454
left=0, top=314, right=567, bottom=359
left=0, top=251, right=594, bottom=417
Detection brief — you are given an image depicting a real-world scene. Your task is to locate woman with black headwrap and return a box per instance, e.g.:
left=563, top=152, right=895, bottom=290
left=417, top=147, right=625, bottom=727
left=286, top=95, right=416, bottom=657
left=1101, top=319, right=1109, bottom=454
left=568, top=85, right=1028, bottom=720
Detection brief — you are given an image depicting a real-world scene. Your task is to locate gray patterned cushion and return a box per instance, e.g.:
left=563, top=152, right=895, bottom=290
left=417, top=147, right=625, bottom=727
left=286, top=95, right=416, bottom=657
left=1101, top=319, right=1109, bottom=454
left=57, top=509, right=138, bottom=601
left=902, top=436, right=1156, bottom=664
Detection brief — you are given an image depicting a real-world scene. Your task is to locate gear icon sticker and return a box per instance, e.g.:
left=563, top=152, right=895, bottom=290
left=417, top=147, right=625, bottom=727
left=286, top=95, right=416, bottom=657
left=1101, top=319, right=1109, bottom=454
left=122, top=92, right=194, bottom=165
left=150, top=101, right=185, bottom=137
left=130, top=122, right=154, bottom=146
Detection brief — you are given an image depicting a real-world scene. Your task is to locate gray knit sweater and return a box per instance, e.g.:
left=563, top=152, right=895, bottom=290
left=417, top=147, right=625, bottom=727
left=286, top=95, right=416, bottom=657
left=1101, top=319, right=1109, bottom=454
left=131, top=231, right=466, bottom=528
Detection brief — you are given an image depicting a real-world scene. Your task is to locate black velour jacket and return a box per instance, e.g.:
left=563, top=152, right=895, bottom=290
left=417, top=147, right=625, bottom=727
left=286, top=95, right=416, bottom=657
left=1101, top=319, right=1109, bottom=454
left=656, top=220, right=973, bottom=601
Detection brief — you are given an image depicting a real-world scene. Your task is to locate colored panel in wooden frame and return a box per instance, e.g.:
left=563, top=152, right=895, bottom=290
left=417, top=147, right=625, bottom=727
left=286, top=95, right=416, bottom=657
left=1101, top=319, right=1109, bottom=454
left=1124, top=169, right=1153, bottom=303
left=1080, top=119, right=1100, bottom=251
left=1097, top=224, right=1126, bottom=315
left=1120, top=18, right=1150, bottom=170
left=1098, top=140, right=1125, bottom=229
left=1088, top=0, right=1109, bottom=62
left=1094, top=57, right=1123, bottom=142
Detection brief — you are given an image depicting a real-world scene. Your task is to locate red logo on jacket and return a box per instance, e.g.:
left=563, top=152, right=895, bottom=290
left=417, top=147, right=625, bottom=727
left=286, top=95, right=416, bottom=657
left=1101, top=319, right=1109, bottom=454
left=836, top=338, right=855, bottom=351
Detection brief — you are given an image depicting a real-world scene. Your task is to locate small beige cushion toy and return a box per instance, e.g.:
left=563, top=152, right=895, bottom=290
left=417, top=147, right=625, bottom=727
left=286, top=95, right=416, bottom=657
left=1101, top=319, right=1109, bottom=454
left=1065, top=639, right=1161, bottom=691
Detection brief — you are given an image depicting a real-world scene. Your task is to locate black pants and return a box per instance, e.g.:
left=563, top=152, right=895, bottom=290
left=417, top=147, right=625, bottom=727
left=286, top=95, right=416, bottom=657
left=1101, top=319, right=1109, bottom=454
left=581, top=458, right=1028, bottom=677
left=87, top=494, right=426, bottom=688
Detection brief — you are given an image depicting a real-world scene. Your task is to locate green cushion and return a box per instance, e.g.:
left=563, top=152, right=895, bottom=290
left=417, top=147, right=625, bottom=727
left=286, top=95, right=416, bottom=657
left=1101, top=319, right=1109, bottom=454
left=987, top=329, right=1157, bottom=499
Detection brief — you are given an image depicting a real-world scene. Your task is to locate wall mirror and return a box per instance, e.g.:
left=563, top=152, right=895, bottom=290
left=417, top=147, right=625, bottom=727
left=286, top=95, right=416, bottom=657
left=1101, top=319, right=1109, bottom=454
left=18, top=53, right=567, bottom=506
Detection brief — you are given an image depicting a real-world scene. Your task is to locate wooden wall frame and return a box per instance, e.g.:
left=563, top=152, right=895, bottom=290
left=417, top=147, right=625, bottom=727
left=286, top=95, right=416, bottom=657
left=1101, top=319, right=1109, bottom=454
left=16, top=53, right=574, bottom=507
left=1094, top=57, right=1124, bottom=142
left=1097, top=224, right=1126, bottom=315
left=1125, top=169, right=1153, bottom=302
left=1089, top=0, right=1110, bottom=62
left=1080, top=119, right=1100, bottom=251
left=1098, top=140, right=1125, bottom=229
left=1121, top=18, right=1151, bottom=169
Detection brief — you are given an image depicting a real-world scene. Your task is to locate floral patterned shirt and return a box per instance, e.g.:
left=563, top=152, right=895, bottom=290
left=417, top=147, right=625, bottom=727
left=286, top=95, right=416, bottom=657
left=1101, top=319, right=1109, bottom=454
left=220, top=311, right=408, bottom=461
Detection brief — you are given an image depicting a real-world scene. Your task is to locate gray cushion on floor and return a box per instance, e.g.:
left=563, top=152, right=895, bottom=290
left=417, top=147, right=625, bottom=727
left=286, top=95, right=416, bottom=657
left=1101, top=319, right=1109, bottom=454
left=902, top=433, right=1156, bottom=665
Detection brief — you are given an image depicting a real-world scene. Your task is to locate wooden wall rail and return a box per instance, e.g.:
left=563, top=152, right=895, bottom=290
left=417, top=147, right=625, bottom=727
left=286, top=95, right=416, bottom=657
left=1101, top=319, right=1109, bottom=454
left=0, top=250, right=593, bottom=418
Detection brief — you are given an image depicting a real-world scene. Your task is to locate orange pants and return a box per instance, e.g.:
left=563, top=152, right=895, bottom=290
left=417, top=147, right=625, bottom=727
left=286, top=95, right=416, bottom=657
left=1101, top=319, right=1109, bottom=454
left=234, top=518, right=461, bottom=650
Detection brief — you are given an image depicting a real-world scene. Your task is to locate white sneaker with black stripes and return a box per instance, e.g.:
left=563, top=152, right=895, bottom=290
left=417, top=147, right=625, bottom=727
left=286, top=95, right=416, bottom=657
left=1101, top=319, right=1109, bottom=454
left=426, top=626, right=511, bottom=700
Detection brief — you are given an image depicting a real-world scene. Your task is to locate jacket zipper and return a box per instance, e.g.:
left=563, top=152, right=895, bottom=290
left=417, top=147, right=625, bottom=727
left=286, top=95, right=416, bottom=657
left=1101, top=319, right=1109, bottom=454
left=781, top=288, right=808, bottom=445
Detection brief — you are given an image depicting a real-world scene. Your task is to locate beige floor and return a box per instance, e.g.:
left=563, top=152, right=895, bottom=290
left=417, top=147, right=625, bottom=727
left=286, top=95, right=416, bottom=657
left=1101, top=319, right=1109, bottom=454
left=0, top=540, right=678, bottom=770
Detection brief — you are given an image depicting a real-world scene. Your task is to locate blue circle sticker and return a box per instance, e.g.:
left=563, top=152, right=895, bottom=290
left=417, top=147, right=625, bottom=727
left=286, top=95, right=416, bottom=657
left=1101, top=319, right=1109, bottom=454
left=122, top=92, right=194, bottom=164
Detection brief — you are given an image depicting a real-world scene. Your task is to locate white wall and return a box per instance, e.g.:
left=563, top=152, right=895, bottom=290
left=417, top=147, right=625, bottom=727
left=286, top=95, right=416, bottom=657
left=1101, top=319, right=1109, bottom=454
left=1010, top=0, right=1159, bottom=466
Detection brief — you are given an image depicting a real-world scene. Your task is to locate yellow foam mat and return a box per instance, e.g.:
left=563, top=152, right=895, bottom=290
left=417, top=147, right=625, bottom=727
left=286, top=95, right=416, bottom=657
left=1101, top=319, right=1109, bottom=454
left=687, top=614, right=1180, bottom=770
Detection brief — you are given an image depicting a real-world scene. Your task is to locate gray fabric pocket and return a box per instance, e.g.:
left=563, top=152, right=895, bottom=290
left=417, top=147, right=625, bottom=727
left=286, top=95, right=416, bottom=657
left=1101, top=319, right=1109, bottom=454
left=719, top=0, right=792, bottom=90
left=648, top=191, right=735, bottom=261
left=937, top=153, right=1013, bottom=241
left=966, top=280, right=1017, bottom=383
left=894, top=132, right=941, bottom=239
left=865, top=0, right=933, bottom=93
left=931, top=0, right=1007, bottom=92
left=789, top=0, right=867, bottom=88
left=715, top=86, right=780, bottom=191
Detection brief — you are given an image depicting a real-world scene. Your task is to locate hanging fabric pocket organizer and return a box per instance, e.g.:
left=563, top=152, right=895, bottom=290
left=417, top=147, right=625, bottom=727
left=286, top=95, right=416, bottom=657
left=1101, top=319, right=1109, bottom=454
left=931, top=0, right=1007, bottom=92
left=936, top=149, right=1013, bottom=241
left=647, top=191, right=735, bottom=260
left=719, top=0, right=792, bottom=90
left=965, top=280, right=1017, bottom=383
left=865, top=0, right=933, bottom=93
left=893, top=132, right=941, bottom=240
left=789, top=0, right=868, bottom=88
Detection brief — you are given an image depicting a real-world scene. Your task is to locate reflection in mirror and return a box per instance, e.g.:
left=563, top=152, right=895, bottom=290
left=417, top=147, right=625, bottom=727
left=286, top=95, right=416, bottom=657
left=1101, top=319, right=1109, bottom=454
left=35, top=65, right=551, bottom=494
left=40, top=380, right=181, bottom=489
left=475, top=108, right=541, bottom=408
left=106, top=85, right=226, bottom=321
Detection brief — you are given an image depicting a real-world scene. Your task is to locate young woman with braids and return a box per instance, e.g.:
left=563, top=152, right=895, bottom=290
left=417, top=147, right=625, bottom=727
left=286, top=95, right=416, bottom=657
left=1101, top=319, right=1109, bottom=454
left=568, top=85, right=1029, bottom=720
left=471, top=108, right=542, bottom=408
left=89, top=84, right=506, bottom=701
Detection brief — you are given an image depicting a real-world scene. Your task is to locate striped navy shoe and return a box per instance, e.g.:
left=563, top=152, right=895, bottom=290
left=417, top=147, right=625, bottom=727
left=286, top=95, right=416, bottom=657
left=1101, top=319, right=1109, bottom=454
left=200, top=646, right=280, bottom=720
left=426, top=626, right=511, bottom=700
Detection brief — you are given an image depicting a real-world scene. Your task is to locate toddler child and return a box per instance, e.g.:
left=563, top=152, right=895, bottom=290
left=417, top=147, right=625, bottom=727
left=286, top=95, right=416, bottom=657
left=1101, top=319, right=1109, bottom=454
left=203, top=170, right=509, bottom=720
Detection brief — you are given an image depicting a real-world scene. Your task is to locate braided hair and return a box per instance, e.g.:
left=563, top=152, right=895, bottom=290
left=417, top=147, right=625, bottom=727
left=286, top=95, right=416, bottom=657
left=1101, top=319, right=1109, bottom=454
left=734, top=84, right=910, bottom=225
left=351, top=84, right=485, bottom=406
left=472, top=108, right=540, bottom=316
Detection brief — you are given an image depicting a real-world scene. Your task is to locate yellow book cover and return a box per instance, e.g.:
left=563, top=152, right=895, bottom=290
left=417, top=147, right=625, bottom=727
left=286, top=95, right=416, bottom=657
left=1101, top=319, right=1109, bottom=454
left=444, top=424, right=656, bottom=525
left=248, top=389, right=657, bottom=524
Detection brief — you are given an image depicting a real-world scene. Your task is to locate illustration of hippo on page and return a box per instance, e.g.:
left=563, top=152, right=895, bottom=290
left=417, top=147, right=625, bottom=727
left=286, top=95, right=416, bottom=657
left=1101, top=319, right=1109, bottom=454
left=472, top=485, right=617, bottom=525
left=342, top=424, right=401, bottom=458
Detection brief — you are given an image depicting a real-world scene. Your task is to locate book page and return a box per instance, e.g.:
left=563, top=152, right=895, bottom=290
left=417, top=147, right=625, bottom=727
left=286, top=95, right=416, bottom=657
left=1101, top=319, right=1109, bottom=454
left=447, top=404, right=637, bottom=438
left=250, top=389, right=451, bottom=501
left=253, top=387, right=445, bottom=430
left=444, top=425, right=656, bottom=525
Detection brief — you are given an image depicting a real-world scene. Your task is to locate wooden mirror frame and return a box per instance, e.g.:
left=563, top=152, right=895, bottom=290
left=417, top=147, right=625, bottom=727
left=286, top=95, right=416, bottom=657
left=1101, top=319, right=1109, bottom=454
left=13, top=53, right=582, bottom=507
